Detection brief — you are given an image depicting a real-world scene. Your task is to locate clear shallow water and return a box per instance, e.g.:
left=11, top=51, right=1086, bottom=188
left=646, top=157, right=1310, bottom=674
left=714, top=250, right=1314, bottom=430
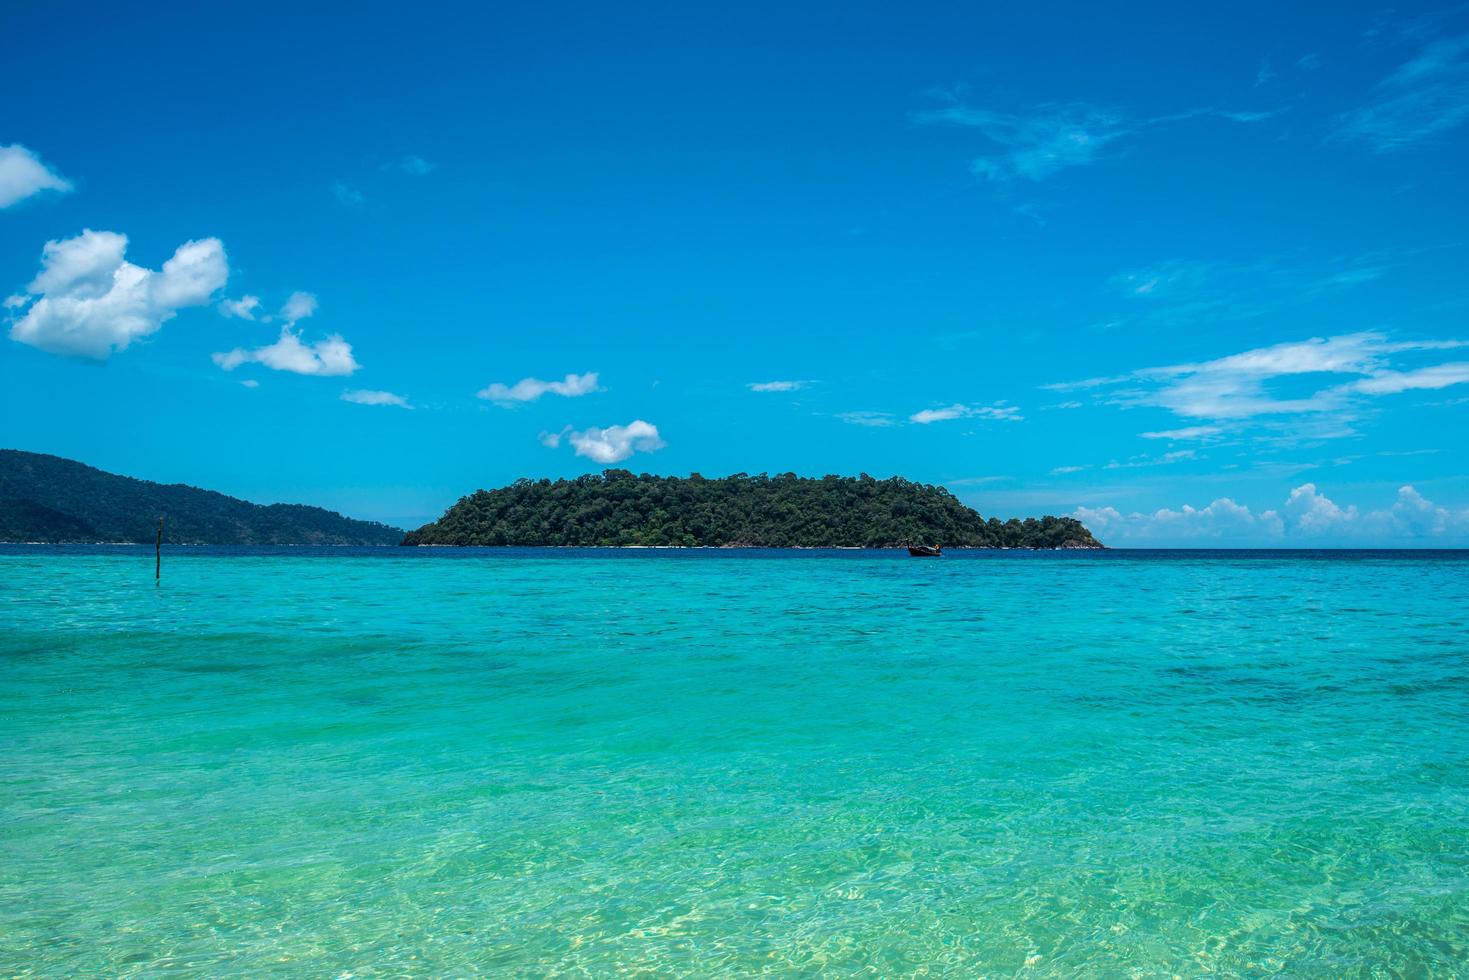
left=2, top=547, right=1467, bottom=976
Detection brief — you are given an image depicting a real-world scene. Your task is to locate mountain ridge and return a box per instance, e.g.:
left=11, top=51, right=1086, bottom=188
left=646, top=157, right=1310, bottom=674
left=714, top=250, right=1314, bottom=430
left=0, top=450, right=402, bottom=545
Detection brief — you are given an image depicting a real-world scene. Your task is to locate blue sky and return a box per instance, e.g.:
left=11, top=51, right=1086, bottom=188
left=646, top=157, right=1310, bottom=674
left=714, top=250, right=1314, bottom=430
left=2, top=0, right=1467, bottom=544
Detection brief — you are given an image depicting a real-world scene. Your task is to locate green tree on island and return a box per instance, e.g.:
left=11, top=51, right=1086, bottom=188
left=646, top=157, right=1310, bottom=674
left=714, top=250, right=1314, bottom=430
left=403, top=470, right=1103, bottom=548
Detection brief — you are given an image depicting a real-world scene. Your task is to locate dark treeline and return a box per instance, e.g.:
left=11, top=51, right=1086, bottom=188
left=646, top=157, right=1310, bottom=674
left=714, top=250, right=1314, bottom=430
left=404, top=470, right=1103, bottom=548
left=0, top=450, right=402, bottom=545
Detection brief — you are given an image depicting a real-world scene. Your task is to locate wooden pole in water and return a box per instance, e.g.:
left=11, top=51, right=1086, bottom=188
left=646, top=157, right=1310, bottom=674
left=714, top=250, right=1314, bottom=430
left=156, top=517, right=163, bottom=583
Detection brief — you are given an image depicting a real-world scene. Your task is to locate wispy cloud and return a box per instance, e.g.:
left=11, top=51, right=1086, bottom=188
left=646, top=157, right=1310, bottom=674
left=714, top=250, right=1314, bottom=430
left=477, top=371, right=602, bottom=405
left=947, top=475, right=1009, bottom=487
left=1099, top=253, right=1392, bottom=334
left=342, top=389, right=412, bottom=408
left=1112, top=260, right=1214, bottom=298
left=1050, top=465, right=1088, bottom=475
left=909, top=402, right=1022, bottom=424
left=398, top=155, right=435, bottom=176
left=1104, top=449, right=1198, bottom=470
left=0, top=144, right=73, bottom=208
left=332, top=181, right=364, bottom=207
left=1340, top=361, right=1469, bottom=394
left=916, top=102, right=1133, bottom=181
left=1338, top=33, right=1469, bottom=150
left=1048, top=332, right=1468, bottom=432
left=1139, top=425, right=1225, bottom=440
left=837, top=411, right=898, bottom=427
left=748, top=380, right=811, bottom=392
left=915, top=97, right=1279, bottom=182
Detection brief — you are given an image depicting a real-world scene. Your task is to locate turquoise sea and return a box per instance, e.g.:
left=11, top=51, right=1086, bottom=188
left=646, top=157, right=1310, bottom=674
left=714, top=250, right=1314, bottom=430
left=2, top=547, right=1467, bottom=976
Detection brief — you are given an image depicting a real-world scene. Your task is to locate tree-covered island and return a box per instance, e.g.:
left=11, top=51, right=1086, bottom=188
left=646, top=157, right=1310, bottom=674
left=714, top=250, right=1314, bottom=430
left=403, top=470, right=1103, bottom=548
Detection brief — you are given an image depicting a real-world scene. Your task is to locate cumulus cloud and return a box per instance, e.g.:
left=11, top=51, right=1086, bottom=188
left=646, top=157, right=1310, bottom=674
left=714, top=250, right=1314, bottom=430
left=1283, top=482, right=1357, bottom=532
left=278, top=291, right=318, bottom=326
left=1047, top=332, right=1469, bottom=429
left=477, top=371, right=601, bottom=404
left=909, top=402, right=1023, bottom=424
left=545, top=419, right=665, bottom=463
left=219, top=295, right=261, bottom=320
left=341, top=389, right=411, bottom=408
left=1075, top=483, right=1469, bottom=545
left=7, top=229, right=228, bottom=360
left=213, top=328, right=359, bottom=376
left=220, top=290, right=316, bottom=327
left=0, top=144, right=73, bottom=208
left=748, top=380, right=809, bottom=392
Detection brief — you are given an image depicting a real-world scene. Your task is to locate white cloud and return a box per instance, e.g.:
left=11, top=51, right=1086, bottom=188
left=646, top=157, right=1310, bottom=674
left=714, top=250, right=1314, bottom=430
left=0, top=145, right=73, bottom=208
left=1283, top=482, right=1357, bottom=532
left=551, top=419, right=665, bottom=463
left=1338, top=33, right=1469, bottom=150
left=1077, top=496, right=1280, bottom=543
left=1050, top=465, right=1088, bottom=475
left=240, top=379, right=259, bottom=389
left=7, top=229, right=228, bottom=360
left=837, top=411, right=898, bottom=427
left=400, top=155, right=435, bottom=175
left=947, top=476, right=1009, bottom=487
left=910, top=402, right=1023, bottom=424
left=220, top=290, right=315, bottom=327
left=1048, top=332, right=1469, bottom=427
left=1139, top=425, right=1225, bottom=440
left=1075, top=483, right=1469, bottom=545
left=279, top=291, right=318, bottom=326
left=916, top=102, right=1132, bottom=181
left=915, top=101, right=1278, bottom=182
left=219, top=295, right=261, bottom=320
left=1343, top=361, right=1469, bottom=394
left=478, top=371, right=601, bottom=404
left=213, top=328, right=359, bottom=376
left=748, top=380, right=809, bottom=392
left=1112, top=259, right=1214, bottom=297
left=1105, top=449, right=1198, bottom=470
left=342, top=389, right=411, bottom=408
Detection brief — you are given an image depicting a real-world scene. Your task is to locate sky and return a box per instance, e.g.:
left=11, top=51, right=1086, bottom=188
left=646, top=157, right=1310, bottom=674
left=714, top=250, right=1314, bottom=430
left=2, top=0, right=1467, bottom=544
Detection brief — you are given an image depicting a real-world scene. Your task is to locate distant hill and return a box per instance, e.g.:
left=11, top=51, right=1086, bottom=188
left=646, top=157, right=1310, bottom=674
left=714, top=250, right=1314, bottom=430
left=403, top=470, right=1103, bottom=548
left=0, top=450, right=402, bottom=545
